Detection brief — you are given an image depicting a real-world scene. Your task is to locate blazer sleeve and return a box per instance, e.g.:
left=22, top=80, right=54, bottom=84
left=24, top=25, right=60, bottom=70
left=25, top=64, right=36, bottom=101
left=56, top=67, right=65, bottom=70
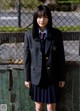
left=24, top=32, right=31, bottom=81
left=57, top=30, right=66, bottom=81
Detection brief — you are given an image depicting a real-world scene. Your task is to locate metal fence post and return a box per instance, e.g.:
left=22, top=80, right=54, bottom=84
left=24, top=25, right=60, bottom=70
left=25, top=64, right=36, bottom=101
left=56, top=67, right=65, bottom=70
left=18, top=0, right=21, bottom=27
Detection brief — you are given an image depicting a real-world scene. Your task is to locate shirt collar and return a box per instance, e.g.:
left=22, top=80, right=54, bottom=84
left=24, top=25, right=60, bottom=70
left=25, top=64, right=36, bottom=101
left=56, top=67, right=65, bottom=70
left=39, top=29, right=47, bottom=34
left=39, top=29, right=47, bottom=39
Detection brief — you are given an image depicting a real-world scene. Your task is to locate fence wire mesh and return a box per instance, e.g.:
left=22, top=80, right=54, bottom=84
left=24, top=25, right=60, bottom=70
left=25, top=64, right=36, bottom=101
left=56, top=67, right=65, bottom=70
left=0, top=0, right=80, bottom=69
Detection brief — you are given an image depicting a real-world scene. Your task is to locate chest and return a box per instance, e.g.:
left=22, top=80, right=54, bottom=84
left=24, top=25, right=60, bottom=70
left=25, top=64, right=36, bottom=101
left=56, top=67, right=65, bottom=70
left=29, top=38, right=58, bottom=56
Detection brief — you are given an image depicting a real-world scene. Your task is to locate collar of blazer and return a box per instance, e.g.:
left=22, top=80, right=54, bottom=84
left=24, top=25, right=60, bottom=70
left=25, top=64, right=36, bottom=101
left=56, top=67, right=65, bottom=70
left=34, top=33, right=53, bottom=42
left=34, top=35, right=52, bottom=54
left=34, top=33, right=52, bottom=54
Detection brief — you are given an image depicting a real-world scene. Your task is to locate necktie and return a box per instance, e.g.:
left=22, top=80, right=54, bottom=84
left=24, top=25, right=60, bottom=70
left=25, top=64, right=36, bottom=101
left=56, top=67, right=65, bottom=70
left=40, top=33, right=45, bottom=53
left=40, top=32, right=45, bottom=40
left=40, top=33, right=47, bottom=85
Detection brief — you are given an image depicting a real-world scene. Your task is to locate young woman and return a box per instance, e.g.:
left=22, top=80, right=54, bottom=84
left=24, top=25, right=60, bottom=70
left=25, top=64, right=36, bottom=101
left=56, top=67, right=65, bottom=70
left=24, top=5, right=65, bottom=111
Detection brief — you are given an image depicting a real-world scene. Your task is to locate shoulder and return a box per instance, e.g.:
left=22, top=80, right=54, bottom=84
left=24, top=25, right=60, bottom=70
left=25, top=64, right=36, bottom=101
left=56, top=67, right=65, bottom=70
left=24, top=29, right=33, bottom=41
left=50, top=28, right=63, bottom=41
left=25, top=29, right=32, bottom=36
left=51, top=27, right=62, bottom=35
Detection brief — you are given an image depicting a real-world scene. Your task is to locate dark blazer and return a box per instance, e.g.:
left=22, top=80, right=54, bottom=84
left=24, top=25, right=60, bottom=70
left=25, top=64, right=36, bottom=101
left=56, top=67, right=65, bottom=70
left=24, top=28, right=65, bottom=85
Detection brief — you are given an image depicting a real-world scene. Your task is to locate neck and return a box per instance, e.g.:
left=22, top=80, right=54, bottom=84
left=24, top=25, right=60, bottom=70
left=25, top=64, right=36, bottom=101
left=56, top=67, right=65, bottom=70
left=40, top=27, right=46, bottom=32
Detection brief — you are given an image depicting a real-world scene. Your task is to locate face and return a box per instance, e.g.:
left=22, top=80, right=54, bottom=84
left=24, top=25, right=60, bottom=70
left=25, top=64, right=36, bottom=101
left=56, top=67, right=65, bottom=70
left=37, top=11, right=48, bottom=31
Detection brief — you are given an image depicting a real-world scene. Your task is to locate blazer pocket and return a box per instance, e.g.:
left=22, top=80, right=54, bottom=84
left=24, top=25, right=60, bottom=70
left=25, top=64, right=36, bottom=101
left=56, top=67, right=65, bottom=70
left=31, top=67, right=36, bottom=78
left=52, top=46, right=57, bottom=51
left=31, top=66, right=41, bottom=73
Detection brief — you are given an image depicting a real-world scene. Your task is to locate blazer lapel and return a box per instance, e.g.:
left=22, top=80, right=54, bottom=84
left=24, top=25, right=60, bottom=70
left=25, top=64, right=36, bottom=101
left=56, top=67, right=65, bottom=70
left=34, top=33, right=52, bottom=54
left=45, top=39, right=51, bottom=54
left=34, top=37, right=40, bottom=42
left=45, top=32, right=52, bottom=54
left=35, top=37, right=51, bottom=54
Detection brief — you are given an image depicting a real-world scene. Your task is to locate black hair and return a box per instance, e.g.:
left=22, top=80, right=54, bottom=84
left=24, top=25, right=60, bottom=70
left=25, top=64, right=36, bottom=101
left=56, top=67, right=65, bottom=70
left=32, top=5, right=52, bottom=39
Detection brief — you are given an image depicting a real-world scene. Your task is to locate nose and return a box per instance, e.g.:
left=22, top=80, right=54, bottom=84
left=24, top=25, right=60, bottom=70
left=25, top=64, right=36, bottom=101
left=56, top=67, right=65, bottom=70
left=40, top=17, right=44, bottom=21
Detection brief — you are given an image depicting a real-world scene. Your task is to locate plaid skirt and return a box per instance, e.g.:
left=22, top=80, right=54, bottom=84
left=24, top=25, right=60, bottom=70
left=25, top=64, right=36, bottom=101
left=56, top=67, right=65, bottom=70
left=29, top=84, right=57, bottom=103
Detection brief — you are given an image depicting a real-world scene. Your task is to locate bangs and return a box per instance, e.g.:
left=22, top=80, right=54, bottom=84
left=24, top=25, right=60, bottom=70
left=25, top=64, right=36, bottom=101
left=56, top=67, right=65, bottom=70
left=37, top=10, right=48, bottom=18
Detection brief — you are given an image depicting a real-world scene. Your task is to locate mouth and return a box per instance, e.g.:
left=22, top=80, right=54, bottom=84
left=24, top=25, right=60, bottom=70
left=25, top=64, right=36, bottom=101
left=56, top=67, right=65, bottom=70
left=40, top=23, right=45, bottom=25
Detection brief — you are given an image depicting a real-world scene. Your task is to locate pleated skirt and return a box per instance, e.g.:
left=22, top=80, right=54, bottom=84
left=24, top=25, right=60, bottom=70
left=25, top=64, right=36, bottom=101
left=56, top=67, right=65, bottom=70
left=29, top=84, right=57, bottom=103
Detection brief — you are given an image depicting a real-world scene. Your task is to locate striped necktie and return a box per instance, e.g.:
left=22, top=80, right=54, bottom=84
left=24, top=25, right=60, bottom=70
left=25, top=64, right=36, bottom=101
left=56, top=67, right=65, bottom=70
left=40, top=32, right=45, bottom=40
left=40, top=33, right=45, bottom=53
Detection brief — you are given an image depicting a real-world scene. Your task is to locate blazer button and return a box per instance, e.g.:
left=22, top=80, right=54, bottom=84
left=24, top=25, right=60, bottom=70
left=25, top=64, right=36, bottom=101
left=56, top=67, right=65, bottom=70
left=46, top=57, right=48, bottom=60
left=53, top=46, right=56, bottom=51
left=47, top=67, right=50, bottom=69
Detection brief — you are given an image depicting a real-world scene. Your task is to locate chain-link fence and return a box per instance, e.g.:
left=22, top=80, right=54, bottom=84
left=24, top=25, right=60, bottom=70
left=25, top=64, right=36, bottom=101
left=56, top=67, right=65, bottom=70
left=0, top=0, right=80, bottom=69
left=0, top=0, right=80, bottom=29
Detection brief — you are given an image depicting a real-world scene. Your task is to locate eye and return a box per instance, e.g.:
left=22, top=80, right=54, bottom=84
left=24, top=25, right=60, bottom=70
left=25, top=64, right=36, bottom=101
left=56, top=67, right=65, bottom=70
left=38, top=15, right=48, bottom=19
left=44, top=15, right=48, bottom=18
left=38, top=15, right=42, bottom=18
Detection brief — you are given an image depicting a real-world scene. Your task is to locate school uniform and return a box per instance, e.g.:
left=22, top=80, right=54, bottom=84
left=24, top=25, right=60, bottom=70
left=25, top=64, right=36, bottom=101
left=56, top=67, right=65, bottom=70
left=24, top=28, right=65, bottom=103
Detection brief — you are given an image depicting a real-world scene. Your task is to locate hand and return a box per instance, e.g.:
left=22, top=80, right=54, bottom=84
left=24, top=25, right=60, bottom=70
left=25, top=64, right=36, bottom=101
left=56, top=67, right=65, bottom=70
left=25, top=81, right=31, bottom=88
left=59, top=81, right=65, bottom=88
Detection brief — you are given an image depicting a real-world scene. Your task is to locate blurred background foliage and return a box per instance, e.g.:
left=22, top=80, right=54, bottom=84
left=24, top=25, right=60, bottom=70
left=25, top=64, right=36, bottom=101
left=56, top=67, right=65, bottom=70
left=0, top=0, right=80, bottom=11
left=0, top=0, right=40, bottom=10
